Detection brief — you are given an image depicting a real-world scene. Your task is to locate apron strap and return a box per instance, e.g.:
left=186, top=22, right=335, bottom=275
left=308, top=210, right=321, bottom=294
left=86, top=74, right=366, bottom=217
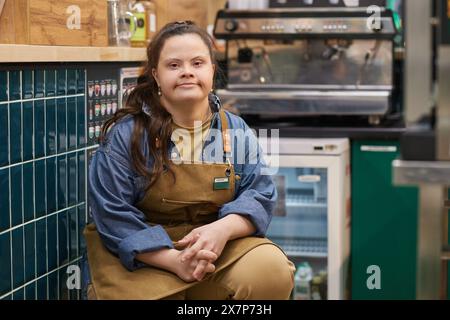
left=219, top=109, right=232, bottom=163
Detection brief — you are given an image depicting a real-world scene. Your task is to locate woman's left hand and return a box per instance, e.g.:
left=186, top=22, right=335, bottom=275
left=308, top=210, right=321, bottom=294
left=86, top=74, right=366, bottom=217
left=175, top=213, right=256, bottom=280
left=176, top=220, right=230, bottom=264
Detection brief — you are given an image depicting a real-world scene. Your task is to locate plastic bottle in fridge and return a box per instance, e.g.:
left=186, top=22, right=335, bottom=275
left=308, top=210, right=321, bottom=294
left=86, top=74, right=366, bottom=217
left=293, top=262, right=313, bottom=300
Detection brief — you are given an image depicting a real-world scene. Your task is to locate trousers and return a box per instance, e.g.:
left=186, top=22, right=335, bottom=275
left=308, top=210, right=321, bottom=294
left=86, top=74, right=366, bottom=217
left=87, top=244, right=295, bottom=300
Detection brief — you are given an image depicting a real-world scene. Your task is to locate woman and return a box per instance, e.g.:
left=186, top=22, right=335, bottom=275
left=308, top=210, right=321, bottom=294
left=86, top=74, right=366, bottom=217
left=84, top=21, right=295, bottom=300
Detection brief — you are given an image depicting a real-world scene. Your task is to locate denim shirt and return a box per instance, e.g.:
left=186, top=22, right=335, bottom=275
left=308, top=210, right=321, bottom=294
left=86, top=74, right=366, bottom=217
left=88, top=96, right=277, bottom=271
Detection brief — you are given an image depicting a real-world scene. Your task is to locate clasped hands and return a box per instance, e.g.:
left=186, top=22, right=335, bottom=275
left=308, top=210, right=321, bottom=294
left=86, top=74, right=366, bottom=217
left=173, top=222, right=229, bottom=282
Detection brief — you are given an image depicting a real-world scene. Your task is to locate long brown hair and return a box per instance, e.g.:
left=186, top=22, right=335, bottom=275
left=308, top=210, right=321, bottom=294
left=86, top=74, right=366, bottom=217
left=100, top=21, right=218, bottom=190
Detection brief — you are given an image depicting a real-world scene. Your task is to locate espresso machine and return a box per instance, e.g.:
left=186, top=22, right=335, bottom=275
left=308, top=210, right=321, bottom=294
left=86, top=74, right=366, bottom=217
left=213, top=2, right=398, bottom=125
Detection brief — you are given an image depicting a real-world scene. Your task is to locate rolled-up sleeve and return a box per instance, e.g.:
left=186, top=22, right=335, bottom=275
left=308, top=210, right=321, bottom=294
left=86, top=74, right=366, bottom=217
left=218, top=121, right=277, bottom=236
left=88, top=121, right=173, bottom=271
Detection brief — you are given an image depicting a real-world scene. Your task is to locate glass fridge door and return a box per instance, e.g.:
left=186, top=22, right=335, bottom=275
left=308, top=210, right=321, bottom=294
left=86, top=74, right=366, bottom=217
left=266, top=167, right=328, bottom=259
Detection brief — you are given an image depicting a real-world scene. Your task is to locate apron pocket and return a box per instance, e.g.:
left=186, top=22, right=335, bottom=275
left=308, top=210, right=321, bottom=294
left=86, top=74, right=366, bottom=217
left=160, top=198, right=220, bottom=222
left=161, top=198, right=221, bottom=212
left=161, top=198, right=210, bottom=205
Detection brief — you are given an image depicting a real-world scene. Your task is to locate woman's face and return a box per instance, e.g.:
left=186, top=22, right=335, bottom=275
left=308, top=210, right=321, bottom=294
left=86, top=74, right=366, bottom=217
left=152, top=33, right=215, bottom=107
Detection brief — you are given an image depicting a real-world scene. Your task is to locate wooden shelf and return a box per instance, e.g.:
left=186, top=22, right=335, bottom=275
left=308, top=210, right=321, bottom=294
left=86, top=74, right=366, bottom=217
left=0, top=44, right=147, bottom=63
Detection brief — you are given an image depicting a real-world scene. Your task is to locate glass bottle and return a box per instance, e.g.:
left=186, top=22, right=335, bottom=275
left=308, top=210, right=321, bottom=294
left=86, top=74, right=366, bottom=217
left=129, top=0, right=157, bottom=47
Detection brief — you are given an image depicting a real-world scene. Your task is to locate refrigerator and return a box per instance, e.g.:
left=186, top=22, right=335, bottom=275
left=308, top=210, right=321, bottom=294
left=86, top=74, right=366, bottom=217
left=259, top=137, right=351, bottom=300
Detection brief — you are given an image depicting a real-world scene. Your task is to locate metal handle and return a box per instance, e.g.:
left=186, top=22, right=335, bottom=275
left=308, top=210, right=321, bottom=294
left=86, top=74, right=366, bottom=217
left=360, top=145, right=397, bottom=153
left=298, top=175, right=321, bottom=183
left=217, top=89, right=391, bottom=99
left=441, top=245, right=450, bottom=261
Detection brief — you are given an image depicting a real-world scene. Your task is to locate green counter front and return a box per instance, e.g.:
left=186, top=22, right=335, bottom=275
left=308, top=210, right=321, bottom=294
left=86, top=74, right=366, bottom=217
left=351, top=140, right=419, bottom=299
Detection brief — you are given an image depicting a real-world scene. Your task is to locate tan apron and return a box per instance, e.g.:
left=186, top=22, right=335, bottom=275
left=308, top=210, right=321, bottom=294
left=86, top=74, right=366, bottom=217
left=83, top=110, right=276, bottom=300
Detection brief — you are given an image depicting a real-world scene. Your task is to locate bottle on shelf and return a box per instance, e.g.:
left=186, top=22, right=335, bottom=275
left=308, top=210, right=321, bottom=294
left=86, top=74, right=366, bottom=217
left=107, top=0, right=137, bottom=47
left=318, top=270, right=328, bottom=300
left=129, top=0, right=157, bottom=47
left=293, top=262, right=313, bottom=300
left=311, top=276, right=323, bottom=300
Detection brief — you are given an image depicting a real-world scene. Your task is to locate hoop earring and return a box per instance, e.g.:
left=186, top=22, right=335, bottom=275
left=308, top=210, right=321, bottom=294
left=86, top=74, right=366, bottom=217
left=158, top=86, right=162, bottom=96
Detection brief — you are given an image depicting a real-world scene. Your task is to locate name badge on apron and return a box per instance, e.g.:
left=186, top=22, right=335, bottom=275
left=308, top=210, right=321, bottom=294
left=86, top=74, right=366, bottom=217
left=213, top=177, right=230, bottom=190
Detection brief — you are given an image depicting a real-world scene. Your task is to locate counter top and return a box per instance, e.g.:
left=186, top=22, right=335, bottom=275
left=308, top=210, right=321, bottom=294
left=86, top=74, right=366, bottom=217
left=393, top=159, right=450, bottom=185
left=0, top=44, right=147, bottom=63
left=261, top=126, right=407, bottom=140
left=246, top=116, right=407, bottom=140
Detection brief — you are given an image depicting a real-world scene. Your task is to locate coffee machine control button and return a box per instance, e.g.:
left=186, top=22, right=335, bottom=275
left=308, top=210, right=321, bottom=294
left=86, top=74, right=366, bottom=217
left=295, top=24, right=310, bottom=32
left=225, top=19, right=239, bottom=32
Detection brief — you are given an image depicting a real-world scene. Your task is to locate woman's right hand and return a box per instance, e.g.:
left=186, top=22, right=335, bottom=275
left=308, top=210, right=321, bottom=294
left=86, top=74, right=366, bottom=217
left=173, top=249, right=218, bottom=282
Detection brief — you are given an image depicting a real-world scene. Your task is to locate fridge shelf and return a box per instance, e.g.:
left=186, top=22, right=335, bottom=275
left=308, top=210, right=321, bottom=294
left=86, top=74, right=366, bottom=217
left=286, top=193, right=327, bottom=208
left=270, top=237, right=328, bottom=258
left=286, top=201, right=327, bottom=208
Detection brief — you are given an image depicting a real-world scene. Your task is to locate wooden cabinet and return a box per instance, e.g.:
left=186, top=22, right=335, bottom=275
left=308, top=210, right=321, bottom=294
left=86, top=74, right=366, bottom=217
left=0, top=0, right=107, bottom=46
left=154, top=0, right=226, bottom=31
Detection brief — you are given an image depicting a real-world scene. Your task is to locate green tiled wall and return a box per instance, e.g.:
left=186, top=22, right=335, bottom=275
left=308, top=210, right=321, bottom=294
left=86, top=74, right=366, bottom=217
left=0, top=68, right=88, bottom=300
